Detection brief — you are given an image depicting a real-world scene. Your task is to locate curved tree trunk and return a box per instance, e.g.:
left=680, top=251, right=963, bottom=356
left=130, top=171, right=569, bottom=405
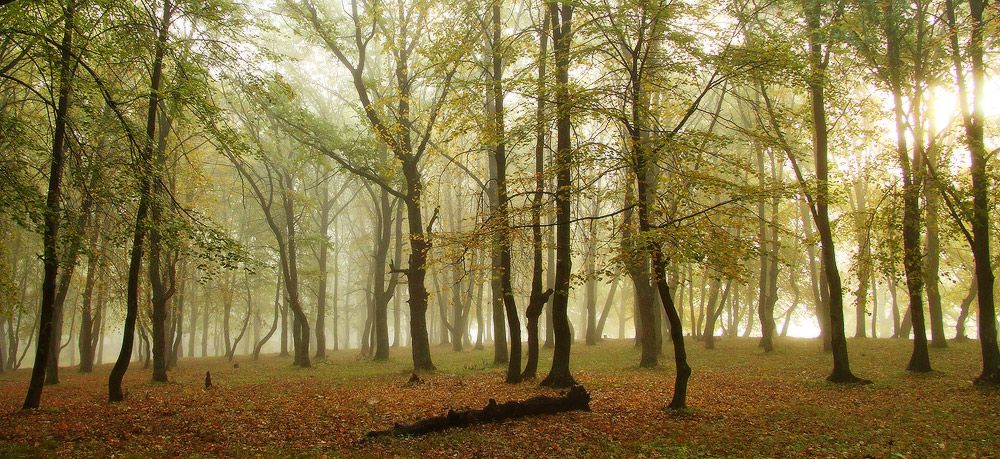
left=109, top=0, right=171, bottom=402
left=254, top=277, right=282, bottom=359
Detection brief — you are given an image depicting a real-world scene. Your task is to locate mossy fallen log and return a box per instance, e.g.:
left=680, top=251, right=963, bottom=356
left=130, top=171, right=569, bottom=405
left=367, top=384, right=590, bottom=437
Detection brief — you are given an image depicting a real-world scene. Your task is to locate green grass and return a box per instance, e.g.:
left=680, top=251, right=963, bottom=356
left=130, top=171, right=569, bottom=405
left=1, top=337, right=998, bottom=458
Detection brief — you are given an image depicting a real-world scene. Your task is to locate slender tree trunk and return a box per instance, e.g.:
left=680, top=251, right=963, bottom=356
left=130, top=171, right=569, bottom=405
left=187, top=285, right=197, bottom=359
left=852, top=180, right=871, bottom=339
left=202, top=290, right=210, bottom=357
left=923, top=154, right=946, bottom=348
left=372, top=188, right=396, bottom=361
left=78, top=223, right=100, bottom=373
left=108, top=0, right=171, bottom=402
left=489, top=2, right=522, bottom=384
left=224, top=274, right=234, bottom=357
left=169, top=265, right=186, bottom=368
left=884, top=0, right=931, bottom=372
left=954, top=273, right=976, bottom=340
left=595, top=278, right=619, bottom=340
left=24, top=1, right=75, bottom=410
left=254, top=277, right=282, bottom=359
left=755, top=148, right=779, bottom=352
left=584, top=212, right=599, bottom=345
left=315, top=180, right=332, bottom=360
left=391, top=204, right=403, bottom=348
left=870, top=275, right=878, bottom=338
left=806, top=0, right=863, bottom=383
left=544, top=215, right=556, bottom=349
left=226, top=274, right=253, bottom=362
left=701, top=278, right=721, bottom=349
left=782, top=265, right=800, bottom=337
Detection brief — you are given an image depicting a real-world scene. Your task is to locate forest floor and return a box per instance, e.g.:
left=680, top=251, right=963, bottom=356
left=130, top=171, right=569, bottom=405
left=1, top=336, right=998, bottom=458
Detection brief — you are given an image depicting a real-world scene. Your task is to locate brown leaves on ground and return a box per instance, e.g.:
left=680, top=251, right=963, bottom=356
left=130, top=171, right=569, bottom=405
left=1, top=338, right=998, bottom=458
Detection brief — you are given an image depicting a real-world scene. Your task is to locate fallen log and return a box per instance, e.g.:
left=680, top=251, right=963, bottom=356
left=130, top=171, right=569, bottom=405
left=367, top=384, right=590, bottom=438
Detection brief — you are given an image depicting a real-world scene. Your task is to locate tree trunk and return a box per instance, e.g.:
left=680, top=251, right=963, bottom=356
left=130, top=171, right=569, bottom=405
left=78, top=221, right=100, bottom=373
left=148, top=101, right=176, bottom=383
left=372, top=188, right=396, bottom=361
left=24, top=1, right=76, bottom=410
left=169, top=265, right=186, bottom=368
left=923, top=154, right=946, bottom=348
left=523, top=7, right=550, bottom=380
left=884, top=0, right=931, bottom=372
left=108, top=0, right=171, bottom=402
left=315, top=180, right=331, bottom=360
left=226, top=274, right=253, bottom=362
left=701, top=278, right=721, bottom=348
left=945, top=0, right=1000, bottom=384
left=391, top=204, right=404, bottom=348
left=254, top=277, right=282, bottom=359
left=951, top=273, right=976, bottom=340
left=595, top=278, right=619, bottom=340
left=540, top=1, right=575, bottom=388
left=202, top=290, right=210, bottom=357
left=806, top=0, right=863, bottom=383
left=852, top=180, right=871, bottom=339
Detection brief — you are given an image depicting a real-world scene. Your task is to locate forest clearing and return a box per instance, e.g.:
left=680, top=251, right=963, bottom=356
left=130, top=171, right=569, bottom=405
left=2, top=338, right=998, bottom=458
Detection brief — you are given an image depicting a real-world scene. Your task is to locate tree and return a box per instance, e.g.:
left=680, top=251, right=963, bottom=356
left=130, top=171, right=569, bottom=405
left=23, top=0, right=75, bottom=409
left=109, top=0, right=173, bottom=402
left=522, top=6, right=553, bottom=380
left=881, top=0, right=931, bottom=372
left=540, top=0, right=576, bottom=389
left=943, top=0, right=1000, bottom=385
left=803, top=0, right=865, bottom=383
left=280, top=0, right=474, bottom=372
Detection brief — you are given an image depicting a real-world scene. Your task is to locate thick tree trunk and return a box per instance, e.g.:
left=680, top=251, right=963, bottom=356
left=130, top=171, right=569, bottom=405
left=945, top=0, right=1000, bottom=384
left=402, top=180, right=435, bottom=371
left=148, top=104, right=176, bottom=383
left=541, top=1, right=575, bottom=388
